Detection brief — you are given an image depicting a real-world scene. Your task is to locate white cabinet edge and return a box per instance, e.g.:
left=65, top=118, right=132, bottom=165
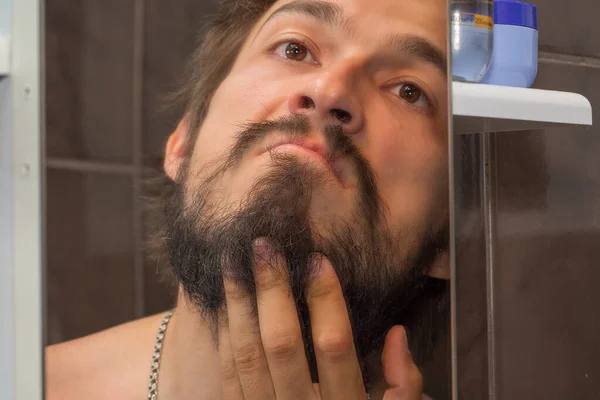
left=0, top=35, right=9, bottom=75
left=452, top=82, right=593, bottom=126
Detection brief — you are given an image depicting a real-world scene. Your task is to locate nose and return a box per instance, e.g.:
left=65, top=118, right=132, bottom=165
left=288, top=69, right=364, bottom=135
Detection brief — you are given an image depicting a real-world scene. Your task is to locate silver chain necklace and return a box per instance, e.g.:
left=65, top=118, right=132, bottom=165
left=148, top=310, right=174, bottom=400
left=147, top=309, right=371, bottom=400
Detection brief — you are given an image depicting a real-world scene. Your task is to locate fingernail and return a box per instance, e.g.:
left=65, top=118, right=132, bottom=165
left=252, top=237, right=278, bottom=263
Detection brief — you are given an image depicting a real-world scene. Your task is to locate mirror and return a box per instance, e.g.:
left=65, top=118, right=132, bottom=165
left=43, top=0, right=452, bottom=398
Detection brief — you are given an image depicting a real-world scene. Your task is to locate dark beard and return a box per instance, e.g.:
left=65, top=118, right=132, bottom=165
left=163, top=114, right=448, bottom=381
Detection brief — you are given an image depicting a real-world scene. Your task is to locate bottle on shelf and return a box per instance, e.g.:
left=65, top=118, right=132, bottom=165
left=450, top=0, right=494, bottom=83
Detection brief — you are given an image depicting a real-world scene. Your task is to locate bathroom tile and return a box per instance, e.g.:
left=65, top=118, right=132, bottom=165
left=46, top=0, right=134, bottom=162
left=454, top=229, right=489, bottom=400
left=534, top=60, right=600, bottom=104
left=453, top=134, right=490, bottom=399
left=534, top=0, right=600, bottom=57
left=493, top=132, right=549, bottom=213
left=495, top=62, right=600, bottom=236
left=493, top=141, right=600, bottom=397
left=485, top=60, right=600, bottom=398
left=46, top=170, right=136, bottom=344
left=493, top=233, right=600, bottom=399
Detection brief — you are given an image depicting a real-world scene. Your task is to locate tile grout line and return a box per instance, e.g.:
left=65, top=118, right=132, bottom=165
left=539, top=50, right=600, bottom=69
left=46, top=158, right=138, bottom=175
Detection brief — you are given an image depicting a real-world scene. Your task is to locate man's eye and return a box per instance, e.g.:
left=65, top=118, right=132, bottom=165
left=275, top=41, right=317, bottom=63
left=393, top=83, right=431, bottom=111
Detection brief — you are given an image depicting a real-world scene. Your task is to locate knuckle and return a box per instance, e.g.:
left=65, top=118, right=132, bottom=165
left=263, top=330, right=301, bottom=361
left=220, top=357, right=239, bottom=382
left=232, top=342, right=263, bottom=373
left=224, top=284, right=245, bottom=301
left=315, top=331, right=354, bottom=362
left=308, top=277, right=340, bottom=303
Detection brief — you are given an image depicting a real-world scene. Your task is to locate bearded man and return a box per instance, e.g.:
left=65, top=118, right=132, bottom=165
left=46, top=0, right=450, bottom=398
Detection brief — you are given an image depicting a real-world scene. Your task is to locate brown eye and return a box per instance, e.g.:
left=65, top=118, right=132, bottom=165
left=398, top=83, right=422, bottom=104
left=285, top=42, right=308, bottom=61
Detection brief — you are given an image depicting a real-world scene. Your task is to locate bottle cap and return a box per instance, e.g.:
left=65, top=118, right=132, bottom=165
left=495, top=0, right=538, bottom=30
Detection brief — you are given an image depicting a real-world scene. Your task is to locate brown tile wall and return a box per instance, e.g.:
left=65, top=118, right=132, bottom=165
left=489, top=124, right=600, bottom=399
left=454, top=5, right=600, bottom=395
left=453, top=134, right=489, bottom=400
left=46, top=0, right=134, bottom=163
left=46, top=170, right=136, bottom=343
left=45, top=0, right=218, bottom=343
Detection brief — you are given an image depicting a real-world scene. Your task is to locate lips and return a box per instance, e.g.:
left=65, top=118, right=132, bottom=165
left=260, top=136, right=347, bottom=185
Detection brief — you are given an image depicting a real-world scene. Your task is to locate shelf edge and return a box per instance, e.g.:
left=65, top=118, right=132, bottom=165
left=452, top=82, right=593, bottom=126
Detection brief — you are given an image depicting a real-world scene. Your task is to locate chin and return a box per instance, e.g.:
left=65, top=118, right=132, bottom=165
left=222, top=156, right=348, bottom=212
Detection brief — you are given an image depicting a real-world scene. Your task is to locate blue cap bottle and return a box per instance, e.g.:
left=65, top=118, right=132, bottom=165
left=480, top=0, right=538, bottom=87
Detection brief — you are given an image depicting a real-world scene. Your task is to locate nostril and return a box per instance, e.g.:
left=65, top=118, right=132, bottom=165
left=300, top=96, right=315, bottom=109
left=331, top=108, right=352, bottom=124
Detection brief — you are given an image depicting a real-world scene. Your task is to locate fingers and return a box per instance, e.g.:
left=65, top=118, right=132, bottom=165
left=221, top=244, right=370, bottom=400
left=218, top=314, right=245, bottom=399
left=307, top=255, right=365, bottom=400
left=382, top=326, right=423, bottom=400
left=253, top=239, right=315, bottom=400
left=223, top=269, right=276, bottom=399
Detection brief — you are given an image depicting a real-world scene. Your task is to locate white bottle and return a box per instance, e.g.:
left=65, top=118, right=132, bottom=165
left=450, top=0, right=494, bottom=83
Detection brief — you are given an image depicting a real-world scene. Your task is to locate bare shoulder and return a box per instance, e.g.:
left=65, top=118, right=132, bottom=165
left=45, top=312, right=169, bottom=400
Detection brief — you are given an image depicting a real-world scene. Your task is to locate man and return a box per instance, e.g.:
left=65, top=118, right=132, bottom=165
left=46, top=0, right=450, bottom=398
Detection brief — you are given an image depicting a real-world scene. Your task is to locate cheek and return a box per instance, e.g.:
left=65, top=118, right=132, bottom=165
left=185, top=67, right=294, bottom=205
left=211, top=63, right=290, bottom=121
left=190, top=67, right=288, bottom=163
left=367, top=119, right=449, bottom=234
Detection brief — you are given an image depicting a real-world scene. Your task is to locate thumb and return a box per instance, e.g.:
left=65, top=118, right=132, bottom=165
left=381, top=326, right=423, bottom=398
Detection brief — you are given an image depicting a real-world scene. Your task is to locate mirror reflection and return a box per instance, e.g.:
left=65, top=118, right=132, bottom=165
left=44, top=0, right=451, bottom=399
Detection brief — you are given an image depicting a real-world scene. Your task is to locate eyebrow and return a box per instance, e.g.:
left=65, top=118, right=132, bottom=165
left=383, top=34, right=447, bottom=76
left=261, top=0, right=345, bottom=28
left=259, top=0, right=448, bottom=76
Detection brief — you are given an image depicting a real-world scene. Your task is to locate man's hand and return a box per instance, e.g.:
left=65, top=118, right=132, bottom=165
left=218, top=238, right=423, bottom=399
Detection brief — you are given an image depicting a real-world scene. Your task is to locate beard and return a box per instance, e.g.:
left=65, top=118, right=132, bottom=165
left=162, top=114, right=448, bottom=382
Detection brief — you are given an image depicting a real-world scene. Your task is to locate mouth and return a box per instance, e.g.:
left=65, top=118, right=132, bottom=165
left=259, top=136, right=347, bottom=186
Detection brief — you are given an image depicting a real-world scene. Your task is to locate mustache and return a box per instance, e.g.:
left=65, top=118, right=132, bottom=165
left=224, top=114, right=382, bottom=227
left=226, top=114, right=311, bottom=167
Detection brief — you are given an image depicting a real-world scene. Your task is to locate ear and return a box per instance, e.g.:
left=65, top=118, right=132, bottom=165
left=428, top=250, right=450, bottom=280
left=164, top=118, right=189, bottom=181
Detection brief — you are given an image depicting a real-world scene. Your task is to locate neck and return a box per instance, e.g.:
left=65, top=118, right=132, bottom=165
left=157, top=292, right=387, bottom=399
left=157, top=293, right=222, bottom=400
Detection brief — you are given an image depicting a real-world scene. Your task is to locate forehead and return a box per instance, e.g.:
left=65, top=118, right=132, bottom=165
left=255, top=0, right=448, bottom=54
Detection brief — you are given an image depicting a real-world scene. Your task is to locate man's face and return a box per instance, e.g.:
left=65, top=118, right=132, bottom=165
left=164, top=0, right=449, bottom=366
left=175, top=0, right=448, bottom=254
